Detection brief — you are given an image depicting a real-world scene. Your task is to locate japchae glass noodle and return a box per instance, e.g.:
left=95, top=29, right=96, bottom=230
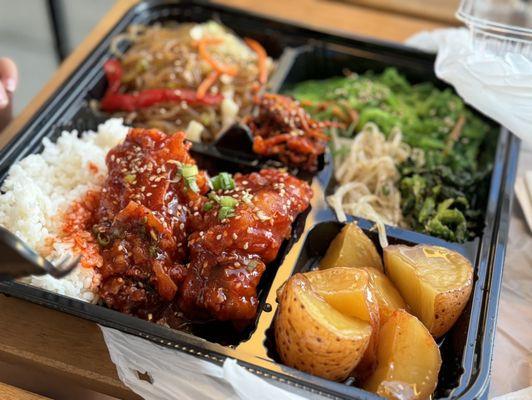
left=102, top=21, right=273, bottom=141
left=327, top=123, right=419, bottom=247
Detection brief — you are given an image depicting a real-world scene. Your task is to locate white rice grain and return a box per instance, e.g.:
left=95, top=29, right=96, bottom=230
left=0, top=118, right=129, bottom=302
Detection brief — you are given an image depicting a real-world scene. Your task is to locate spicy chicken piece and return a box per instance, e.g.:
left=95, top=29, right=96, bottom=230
left=95, top=128, right=205, bottom=317
left=97, top=127, right=207, bottom=220
left=179, top=169, right=312, bottom=322
left=247, top=93, right=329, bottom=172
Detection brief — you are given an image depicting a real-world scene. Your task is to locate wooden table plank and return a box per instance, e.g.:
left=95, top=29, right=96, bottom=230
left=216, top=0, right=445, bottom=42
left=341, top=0, right=461, bottom=25
left=0, top=295, right=140, bottom=400
left=0, top=1, right=444, bottom=398
left=0, top=382, right=51, bottom=400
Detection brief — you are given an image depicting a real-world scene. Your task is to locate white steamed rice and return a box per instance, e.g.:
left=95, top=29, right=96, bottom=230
left=0, top=118, right=129, bottom=302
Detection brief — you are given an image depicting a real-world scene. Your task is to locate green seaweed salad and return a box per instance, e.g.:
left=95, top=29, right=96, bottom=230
left=288, top=68, right=497, bottom=242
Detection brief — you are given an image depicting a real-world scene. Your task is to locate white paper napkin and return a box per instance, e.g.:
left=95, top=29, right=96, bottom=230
left=101, top=326, right=319, bottom=400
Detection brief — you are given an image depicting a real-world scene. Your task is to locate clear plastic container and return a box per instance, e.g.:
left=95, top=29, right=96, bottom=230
left=457, top=0, right=532, bottom=58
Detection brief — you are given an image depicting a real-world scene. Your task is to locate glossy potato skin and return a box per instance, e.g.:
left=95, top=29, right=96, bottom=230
left=431, top=285, right=472, bottom=337
left=320, top=223, right=383, bottom=272
left=275, top=274, right=371, bottom=381
left=383, top=245, right=473, bottom=337
left=363, top=310, right=442, bottom=400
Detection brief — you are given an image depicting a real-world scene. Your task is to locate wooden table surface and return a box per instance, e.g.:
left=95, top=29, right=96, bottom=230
left=0, top=1, right=446, bottom=399
left=343, top=0, right=461, bottom=25
left=0, top=382, right=51, bottom=400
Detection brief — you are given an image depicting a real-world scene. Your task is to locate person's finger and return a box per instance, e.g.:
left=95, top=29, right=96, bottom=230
left=0, top=58, right=18, bottom=93
left=0, top=83, right=8, bottom=109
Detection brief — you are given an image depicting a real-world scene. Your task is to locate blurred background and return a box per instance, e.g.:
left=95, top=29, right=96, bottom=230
left=0, top=0, right=112, bottom=114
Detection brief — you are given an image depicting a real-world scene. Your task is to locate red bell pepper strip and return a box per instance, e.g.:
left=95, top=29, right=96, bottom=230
left=100, top=59, right=224, bottom=112
left=103, top=59, right=123, bottom=94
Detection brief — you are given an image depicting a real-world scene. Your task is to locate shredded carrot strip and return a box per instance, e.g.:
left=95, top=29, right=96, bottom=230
left=245, top=37, right=268, bottom=85
left=197, top=70, right=219, bottom=99
left=197, top=38, right=238, bottom=76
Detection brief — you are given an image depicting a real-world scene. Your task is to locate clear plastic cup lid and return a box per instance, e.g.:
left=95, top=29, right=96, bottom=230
left=457, top=0, right=532, bottom=39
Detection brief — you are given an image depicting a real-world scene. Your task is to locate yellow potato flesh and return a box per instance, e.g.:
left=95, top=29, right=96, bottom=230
left=363, top=310, right=441, bottom=400
left=384, top=245, right=473, bottom=337
left=275, top=274, right=372, bottom=381
left=320, top=223, right=383, bottom=272
left=363, top=267, right=406, bottom=324
left=305, top=267, right=381, bottom=379
left=305, top=267, right=377, bottom=322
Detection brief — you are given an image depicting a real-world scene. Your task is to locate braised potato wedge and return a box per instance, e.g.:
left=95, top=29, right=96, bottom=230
left=320, top=223, right=383, bottom=271
left=363, top=267, right=406, bottom=323
left=305, top=268, right=379, bottom=322
left=384, top=245, right=473, bottom=337
left=275, top=274, right=372, bottom=381
left=363, top=310, right=442, bottom=400
left=305, top=267, right=380, bottom=378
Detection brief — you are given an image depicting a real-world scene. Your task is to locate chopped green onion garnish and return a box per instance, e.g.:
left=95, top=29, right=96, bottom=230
left=219, top=196, right=238, bottom=208
left=185, top=177, right=199, bottom=193
left=208, top=192, right=220, bottom=202
left=179, top=165, right=199, bottom=193
left=96, top=232, right=110, bottom=246
left=218, top=206, right=235, bottom=220
left=206, top=190, right=238, bottom=220
left=211, top=172, right=235, bottom=191
left=124, top=174, right=136, bottom=184
left=247, top=260, right=259, bottom=272
left=180, top=165, right=198, bottom=179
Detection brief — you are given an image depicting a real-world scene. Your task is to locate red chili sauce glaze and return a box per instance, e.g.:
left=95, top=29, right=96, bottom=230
left=88, top=128, right=312, bottom=326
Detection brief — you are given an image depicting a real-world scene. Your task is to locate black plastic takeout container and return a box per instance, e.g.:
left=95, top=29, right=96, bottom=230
left=0, top=1, right=520, bottom=399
